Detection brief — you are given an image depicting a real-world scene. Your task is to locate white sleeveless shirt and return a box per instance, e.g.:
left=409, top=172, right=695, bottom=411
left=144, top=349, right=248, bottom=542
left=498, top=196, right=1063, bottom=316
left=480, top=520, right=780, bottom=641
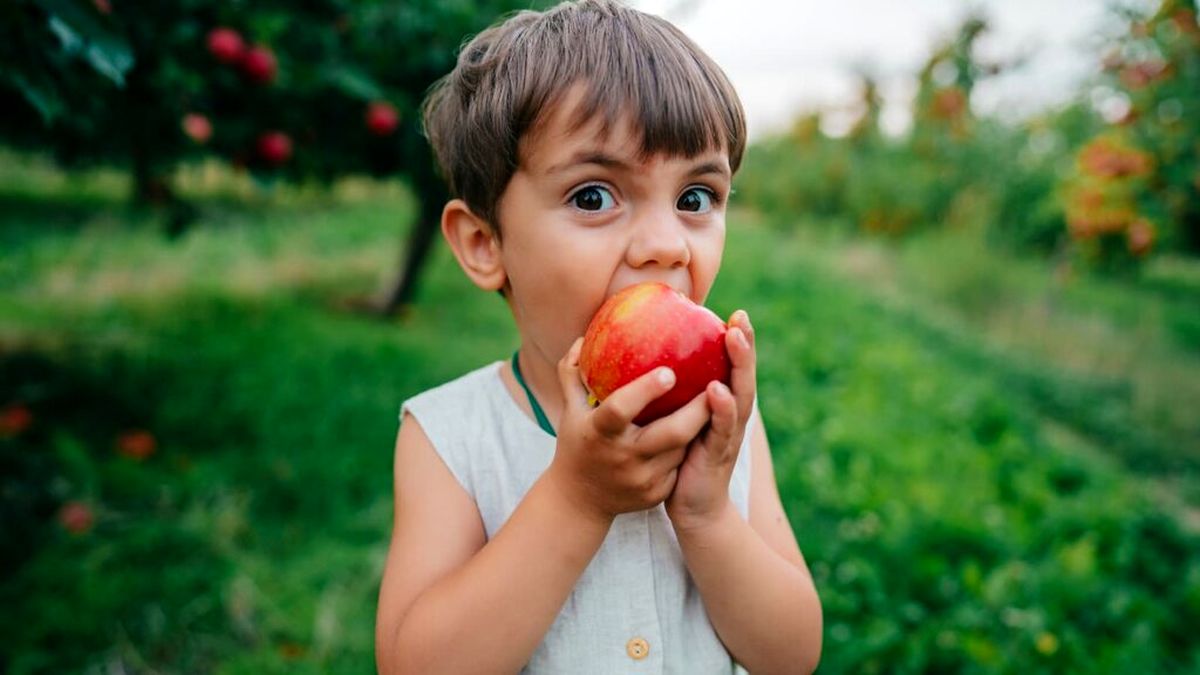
left=400, top=361, right=753, bottom=674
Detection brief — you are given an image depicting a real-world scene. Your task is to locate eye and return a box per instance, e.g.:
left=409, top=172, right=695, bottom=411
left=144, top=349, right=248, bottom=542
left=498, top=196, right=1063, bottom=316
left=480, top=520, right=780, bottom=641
left=570, top=185, right=616, bottom=212
left=677, top=187, right=717, bottom=213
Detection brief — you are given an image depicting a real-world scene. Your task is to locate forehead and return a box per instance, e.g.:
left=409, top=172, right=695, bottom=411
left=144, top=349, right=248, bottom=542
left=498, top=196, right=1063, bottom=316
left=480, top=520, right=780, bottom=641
left=518, top=85, right=728, bottom=176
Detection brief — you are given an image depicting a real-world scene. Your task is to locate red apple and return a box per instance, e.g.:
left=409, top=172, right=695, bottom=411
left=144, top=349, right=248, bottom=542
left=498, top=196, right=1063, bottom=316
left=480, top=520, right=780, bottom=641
left=1127, top=218, right=1155, bottom=257
left=579, top=281, right=731, bottom=425
left=256, top=131, right=292, bottom=166
left=116, top=429, right=157, bottom=460
left=58, top=501, right=95, bottom=535
left=365, top=101, right=399, bottom=136
left=181, top=113, right=212, bottom=144
left=207, top=27, right=245, bottom=65
left=1, top=403, right=33, bottom=436
left=240, top=45, right=277, bottom=85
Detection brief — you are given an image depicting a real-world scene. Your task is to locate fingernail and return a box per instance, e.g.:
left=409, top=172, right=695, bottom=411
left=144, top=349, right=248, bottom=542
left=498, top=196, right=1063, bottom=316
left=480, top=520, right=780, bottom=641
left=735, top=328, right=749, bottom=349
left=658, top=368, right=675, bottom=387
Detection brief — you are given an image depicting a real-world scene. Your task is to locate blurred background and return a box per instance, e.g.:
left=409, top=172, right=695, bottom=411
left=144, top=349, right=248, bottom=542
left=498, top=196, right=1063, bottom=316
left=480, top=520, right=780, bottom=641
left=2, top=0, right=1198, bottom=672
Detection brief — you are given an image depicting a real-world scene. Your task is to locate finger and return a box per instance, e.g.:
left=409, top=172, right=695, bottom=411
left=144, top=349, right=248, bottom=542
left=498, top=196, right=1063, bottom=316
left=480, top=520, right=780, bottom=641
left=702, top=380, right=739, bottom=462
left=556, top=338, right=590, bottom=415
left=646, top=445, right=687, bottom=479
left=649, top=467, right=680, bottom=504
left=636, top=388, right=711, bottom=454
left=730, top=309, right=755, bottom=349
left=591, top=366, right=676, bottom=438
left=726, top=324, right=757, bottom=427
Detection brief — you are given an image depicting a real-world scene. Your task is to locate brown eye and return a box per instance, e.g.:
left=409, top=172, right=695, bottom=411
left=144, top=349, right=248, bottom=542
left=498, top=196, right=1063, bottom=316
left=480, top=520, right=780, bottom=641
left=571, top=186, right=615, bottom=211
left=677, top=187, right=715, bottom=213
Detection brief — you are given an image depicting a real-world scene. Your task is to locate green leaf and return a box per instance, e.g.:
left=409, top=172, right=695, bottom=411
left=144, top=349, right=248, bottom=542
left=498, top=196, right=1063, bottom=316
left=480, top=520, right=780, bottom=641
left=320, top=63, right=386, bottom=102
left=36, top=0, right=134, bottom=86
left=4, top=71, right=65, bottom=124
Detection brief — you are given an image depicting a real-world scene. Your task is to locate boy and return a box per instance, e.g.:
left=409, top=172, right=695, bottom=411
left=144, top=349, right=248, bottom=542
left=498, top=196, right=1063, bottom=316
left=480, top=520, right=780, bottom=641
left=375, top=1, right=823, bottom=672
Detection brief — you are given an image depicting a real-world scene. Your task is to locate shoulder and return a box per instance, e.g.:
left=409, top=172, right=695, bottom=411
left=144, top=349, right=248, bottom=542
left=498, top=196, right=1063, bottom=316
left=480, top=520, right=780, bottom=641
left=401, top=361, right=505, bottom=420
left=398, top=360, right=513, bottom=495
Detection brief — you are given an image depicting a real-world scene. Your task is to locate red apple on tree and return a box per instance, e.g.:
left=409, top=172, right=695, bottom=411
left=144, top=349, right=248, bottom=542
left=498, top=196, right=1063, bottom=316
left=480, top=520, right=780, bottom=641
left=181, top=113, right=212, bottom=144
left=579, top=281, right=731, bottom=425
left=1, top=403, right=33, bottom=436
left=256, top=131, right=292, bottom=166
left=206, top=27, right=245, bottom=65
left=240, top=45, right=277, bottom=85
left=58, top=501, right=95, bottom=535
left=365, top=101, right=399, bottom=136
left=116, top=429, right=157, bottom=460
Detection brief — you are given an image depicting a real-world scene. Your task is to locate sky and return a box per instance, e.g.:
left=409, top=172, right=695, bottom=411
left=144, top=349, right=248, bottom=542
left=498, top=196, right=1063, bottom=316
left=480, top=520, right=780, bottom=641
left=630, top=0, right=1123, bottom=139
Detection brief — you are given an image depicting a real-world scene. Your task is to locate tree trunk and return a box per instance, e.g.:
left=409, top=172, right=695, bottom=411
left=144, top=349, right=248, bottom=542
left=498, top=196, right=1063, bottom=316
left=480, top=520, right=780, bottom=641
left=126, top=54, right=196, bottom=238
left=378, top=159, right=449, bottom=315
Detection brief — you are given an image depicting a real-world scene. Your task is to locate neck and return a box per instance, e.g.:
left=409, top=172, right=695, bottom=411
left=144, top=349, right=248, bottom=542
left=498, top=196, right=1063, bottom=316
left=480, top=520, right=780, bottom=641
left=516, top=343, right=565, bottom=432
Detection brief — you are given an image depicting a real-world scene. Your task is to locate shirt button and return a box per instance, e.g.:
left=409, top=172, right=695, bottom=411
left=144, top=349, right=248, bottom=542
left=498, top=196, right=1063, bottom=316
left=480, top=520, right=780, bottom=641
left=626, top=637, right=649, bottom=660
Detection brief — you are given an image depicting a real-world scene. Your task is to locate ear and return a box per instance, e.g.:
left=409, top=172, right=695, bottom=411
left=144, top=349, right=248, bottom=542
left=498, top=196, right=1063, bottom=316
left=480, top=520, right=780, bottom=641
left=440, top=198, right=507, bottom=292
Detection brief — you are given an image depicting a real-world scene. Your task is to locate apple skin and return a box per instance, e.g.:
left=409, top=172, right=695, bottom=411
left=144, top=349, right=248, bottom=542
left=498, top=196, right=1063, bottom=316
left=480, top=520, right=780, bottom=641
left=240, top=45, right=277, bottom=84
left=207, top=28, right=245, bottom=65
left=256, top=131, right=292, bottom=166
left=580, top=281, right=731, bottom=426
left=181, top=113, right=212, bottom=144
left=58, top=501, right=94, bottom=535
left=365, top=101, right=399, bottom=136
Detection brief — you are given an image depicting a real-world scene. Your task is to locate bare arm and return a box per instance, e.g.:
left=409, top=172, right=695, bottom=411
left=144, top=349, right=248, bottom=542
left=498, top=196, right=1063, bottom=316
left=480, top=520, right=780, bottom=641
left=375, top=412, right=613, bottom=675
left=673, top=410, right=823, bottom=675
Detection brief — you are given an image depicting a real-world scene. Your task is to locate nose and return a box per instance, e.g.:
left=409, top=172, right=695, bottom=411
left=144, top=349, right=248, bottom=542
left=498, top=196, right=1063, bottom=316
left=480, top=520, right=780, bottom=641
left=625, top=208, right=690, bottom=270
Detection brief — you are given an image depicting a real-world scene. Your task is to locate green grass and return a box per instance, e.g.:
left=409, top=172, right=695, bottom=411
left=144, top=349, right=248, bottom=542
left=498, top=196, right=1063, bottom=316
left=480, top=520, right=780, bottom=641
left=2, top=159, right=1199, bottom=673
left=778, top=223, right=1200, bottom=481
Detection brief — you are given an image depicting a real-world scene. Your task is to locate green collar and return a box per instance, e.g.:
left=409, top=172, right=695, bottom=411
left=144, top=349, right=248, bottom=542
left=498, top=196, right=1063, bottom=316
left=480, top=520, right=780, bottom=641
left=511, top=351, right=556, bottom=437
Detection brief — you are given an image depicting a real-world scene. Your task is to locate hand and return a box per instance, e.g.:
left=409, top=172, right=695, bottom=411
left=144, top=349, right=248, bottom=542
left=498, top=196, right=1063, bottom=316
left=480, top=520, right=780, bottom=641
left=666, top=309, right=757, bottom=531
left=544, top=338, right=714, bottom=525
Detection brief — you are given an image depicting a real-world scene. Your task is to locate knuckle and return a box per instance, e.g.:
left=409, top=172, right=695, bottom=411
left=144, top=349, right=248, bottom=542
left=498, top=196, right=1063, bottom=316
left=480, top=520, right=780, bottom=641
left=581, top=424, right=601, bottom=446
left=592, top=409, right=619, bottom=435
left=639, top=475, right=658, bottom=497
left=612, top=452, right=636, bottom=478
left=663, top=426, right=692, bottom=449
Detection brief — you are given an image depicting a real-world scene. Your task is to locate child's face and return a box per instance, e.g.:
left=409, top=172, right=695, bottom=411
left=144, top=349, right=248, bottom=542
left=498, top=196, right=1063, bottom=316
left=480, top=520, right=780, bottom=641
left=496, top=86, right=732, bottom=363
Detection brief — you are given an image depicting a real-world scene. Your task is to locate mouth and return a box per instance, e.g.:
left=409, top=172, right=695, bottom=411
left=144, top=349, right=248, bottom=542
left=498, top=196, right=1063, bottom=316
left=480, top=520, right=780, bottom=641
left=608, top=277, right=692, bottom=303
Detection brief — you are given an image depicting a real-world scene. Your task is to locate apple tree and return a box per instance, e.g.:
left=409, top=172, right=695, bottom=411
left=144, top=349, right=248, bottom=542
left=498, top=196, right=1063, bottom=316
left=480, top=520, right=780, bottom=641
left=1064, top=0, right=1199, bottom=268
left=0, top=0, right=547, bottom=312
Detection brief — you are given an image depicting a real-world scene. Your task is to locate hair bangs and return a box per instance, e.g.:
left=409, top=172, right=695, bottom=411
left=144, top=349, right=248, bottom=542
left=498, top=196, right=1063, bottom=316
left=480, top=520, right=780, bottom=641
left=524, top=4, right=744, bottom=170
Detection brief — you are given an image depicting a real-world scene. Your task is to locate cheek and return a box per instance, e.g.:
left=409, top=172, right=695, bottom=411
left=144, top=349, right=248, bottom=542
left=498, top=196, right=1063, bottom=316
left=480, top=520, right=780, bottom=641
left=504, top=230, right=616, bottom=344
left=690, top=227, right=726, bottom=302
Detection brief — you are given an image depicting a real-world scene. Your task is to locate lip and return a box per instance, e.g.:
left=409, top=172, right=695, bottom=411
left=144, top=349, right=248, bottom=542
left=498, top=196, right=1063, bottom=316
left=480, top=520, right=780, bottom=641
left=607, top=277, right=693, bottom=303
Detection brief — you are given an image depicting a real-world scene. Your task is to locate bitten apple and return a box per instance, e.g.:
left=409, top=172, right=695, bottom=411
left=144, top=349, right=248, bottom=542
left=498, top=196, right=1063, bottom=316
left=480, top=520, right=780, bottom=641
left=579, top=281, right=731, bottom=425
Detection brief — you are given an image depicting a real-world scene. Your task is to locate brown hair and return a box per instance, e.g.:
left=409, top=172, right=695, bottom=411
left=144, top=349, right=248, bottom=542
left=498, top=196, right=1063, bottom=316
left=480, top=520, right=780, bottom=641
left=422, top=0, right=746, bottom=233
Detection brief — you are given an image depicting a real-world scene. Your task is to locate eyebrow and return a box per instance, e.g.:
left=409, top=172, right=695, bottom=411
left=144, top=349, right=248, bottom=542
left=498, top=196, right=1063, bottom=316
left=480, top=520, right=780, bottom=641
left=546, top=151, right=730, bottom=180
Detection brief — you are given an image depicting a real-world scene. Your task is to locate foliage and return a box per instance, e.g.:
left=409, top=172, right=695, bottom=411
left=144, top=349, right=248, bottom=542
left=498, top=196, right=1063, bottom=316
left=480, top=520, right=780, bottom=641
left=736, top=16, right=1014, bottom=239
left=0, top=0, right=543, bottom=199
left=1061, top=0, right=1200, bottom=269
left=737, top=2, right=1200, bottom=276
